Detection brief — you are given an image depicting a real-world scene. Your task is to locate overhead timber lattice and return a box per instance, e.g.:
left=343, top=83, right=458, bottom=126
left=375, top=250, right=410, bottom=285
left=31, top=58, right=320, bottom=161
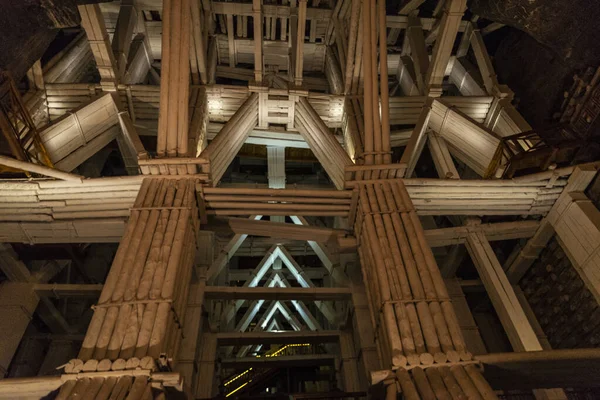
left=0, top=0, right=599, bottom=399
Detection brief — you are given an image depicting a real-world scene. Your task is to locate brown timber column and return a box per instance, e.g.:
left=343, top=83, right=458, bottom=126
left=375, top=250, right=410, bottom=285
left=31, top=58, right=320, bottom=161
left=50, top=177, right=200, bottom=398
left=354, top=179, right=498, bottom=398
left=157, top=0, right=192, bottom=157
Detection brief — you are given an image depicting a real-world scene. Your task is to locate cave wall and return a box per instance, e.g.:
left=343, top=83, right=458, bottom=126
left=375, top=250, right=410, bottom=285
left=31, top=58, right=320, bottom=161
left=519, top=238, right=600, bottom=349
left=0, top=0, right=106, bottom=81
left=471, top=0, right=600, bottom=128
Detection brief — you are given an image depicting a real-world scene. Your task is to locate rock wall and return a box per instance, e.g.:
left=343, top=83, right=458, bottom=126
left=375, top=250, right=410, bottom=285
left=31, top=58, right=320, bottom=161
left=0, top=1, right=106, bottom=81
left=471, top=0, right=600, bottom=127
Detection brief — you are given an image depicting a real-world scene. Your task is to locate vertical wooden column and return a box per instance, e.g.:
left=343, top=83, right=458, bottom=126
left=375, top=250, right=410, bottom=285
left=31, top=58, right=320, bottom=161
left=294, top=0, right=308, bottom=87
left=79, top=177, right=199, bottom=363
left=157, top=0, right=191, bottom=157
left=253, top=0, right=263, bottom=83
left=354, top=180, right=498, bottom=398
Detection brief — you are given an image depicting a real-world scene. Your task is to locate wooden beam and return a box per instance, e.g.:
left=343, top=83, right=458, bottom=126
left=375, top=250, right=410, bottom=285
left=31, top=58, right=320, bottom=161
left=477, top=349, right=600, bottom=390
left=399, top=97, right=433, bottom=177
left=221, top=354, right=335, bottom=368
left=428, top=131, right=459, bottom=179
left=294, top=0, right=308, bottom=86
left=33, top=283, right=103, bottom=298
left=204, top=286, right=353, bottom=300
left=550, top=191, right=600, bottom=304
left=225, top=217, right=347, bottom=243
left=398, top=0, right=426, bottom=15
left=215, top=330, right=340, bottom=345
left=226, top=14, right=236, bottom=67
left=406, top=14, right=429, bottom=94
left=253, top=0, right=263, bottom=83
left=78, top=4, right=119, bottom=88
left=112, top=0, right=138, bottom=78
left=465, top=230, right=543, bottom=352
left=425, top=220, right=540, bottom=248
left=466, top=230, right=569, bottom=400
left=425, top=0, right=467, bottom=96
left=481, top=22, right=505, bottom=36
left=470, top=29, right=499, bottom=95
left=506, top=164, right=599, bottom=283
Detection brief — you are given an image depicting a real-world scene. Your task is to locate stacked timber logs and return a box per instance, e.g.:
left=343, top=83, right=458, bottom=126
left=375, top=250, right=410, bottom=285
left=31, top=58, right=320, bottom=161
left=0, top=371, right=181, bottom=400
left=354, top=179, right=498, bottom=398
left=372, top=364, right=496, bottom=400
left=157, top=0, right=191, bottom=157
left=402, top=177, right=566, bottom=215
left=354, top=0, right=392, bottom=180
left=201, top=186, right=353, bottom=217
left=56, top=374, right=167, bottom=400
left=295, top=96, right=353, bottom=190
left=520, top=238, right=600, bottom=349
left=79, top=178, right=198, bottom=363
left=200, top=93, right=259, bottom=184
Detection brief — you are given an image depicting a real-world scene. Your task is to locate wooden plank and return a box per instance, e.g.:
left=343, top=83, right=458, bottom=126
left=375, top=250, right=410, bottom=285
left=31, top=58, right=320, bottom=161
left=203, top=286, right=352, bottom=300
left=477, top=349, right=600, bottom=390
left=425, top=0, right=467, bottom=95
left=215, top=330, right=340, bottom=345
left=466, top=230, right=542, bottom=352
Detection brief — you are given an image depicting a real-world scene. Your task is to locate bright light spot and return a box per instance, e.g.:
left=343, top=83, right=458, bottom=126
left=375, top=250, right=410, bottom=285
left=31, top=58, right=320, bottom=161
left=208, top=99, right=223, bottom=112
left=331, top=104, right=344, bottom=118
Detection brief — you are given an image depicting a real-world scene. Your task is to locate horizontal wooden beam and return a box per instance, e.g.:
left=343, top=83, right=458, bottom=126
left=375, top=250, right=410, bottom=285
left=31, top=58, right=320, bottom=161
left=204, top=286, right=352, bottom=300
left=221, top=354, right=336, bottom=368
left=477, top=348, right=600, bottom=390
left=225, top=217, right=348, bottom=244
left=215, top=330, right=340, bottom=345
left=425, top=220, right=540, bottom=248
left=33, top=283, right=103, bottom=298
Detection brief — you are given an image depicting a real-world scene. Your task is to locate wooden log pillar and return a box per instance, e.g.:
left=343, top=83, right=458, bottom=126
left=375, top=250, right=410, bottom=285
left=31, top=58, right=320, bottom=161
left=354, top=180, right=498, bottom=397
left=253, top=0, right=263, bottom=83
left=78, top=178, right=199, bottom=363
left=157, top=0, right=192, bottom=157
left=0, top=283, right=39, bottom=377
